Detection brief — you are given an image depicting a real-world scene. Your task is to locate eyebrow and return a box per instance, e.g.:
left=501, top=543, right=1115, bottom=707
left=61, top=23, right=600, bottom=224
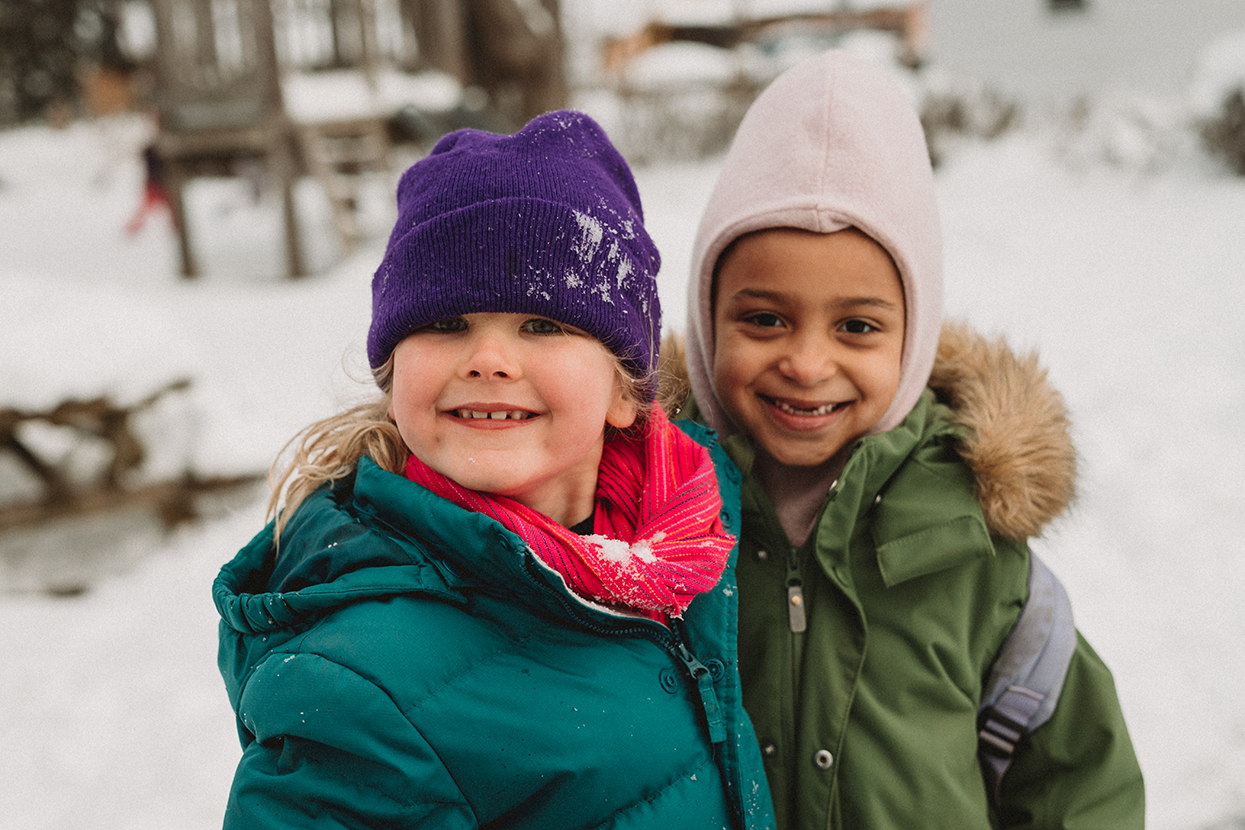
left=727, top=288, right=902, bottom=311
left=728, top=287, right=788, bottom=303
left=840, top=296, right=903, bottom=311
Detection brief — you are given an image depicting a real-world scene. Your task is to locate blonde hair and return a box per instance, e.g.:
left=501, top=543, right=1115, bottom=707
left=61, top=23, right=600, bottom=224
left=268, top=359, right=404, bottom=542
left=269, top=351, right=661, bottom=546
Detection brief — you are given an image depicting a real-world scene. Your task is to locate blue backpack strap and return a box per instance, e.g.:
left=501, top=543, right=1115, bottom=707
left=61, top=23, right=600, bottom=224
left=978, top=552, right=1077, bottom=806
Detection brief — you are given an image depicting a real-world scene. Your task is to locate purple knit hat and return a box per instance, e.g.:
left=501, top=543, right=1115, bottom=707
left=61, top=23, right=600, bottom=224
left=367, top=110, right=662, bottom=395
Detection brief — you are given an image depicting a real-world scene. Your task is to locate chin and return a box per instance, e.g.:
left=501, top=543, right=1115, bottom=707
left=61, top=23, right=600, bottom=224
left=762, top=443, right=841, bottom=468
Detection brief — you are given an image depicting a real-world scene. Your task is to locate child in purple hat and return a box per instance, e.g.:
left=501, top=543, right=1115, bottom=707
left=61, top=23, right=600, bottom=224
left=213, top=110, right=775, bottom=830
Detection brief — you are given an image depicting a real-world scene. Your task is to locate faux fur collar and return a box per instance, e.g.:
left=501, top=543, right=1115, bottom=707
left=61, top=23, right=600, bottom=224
left=660, top=322, right=1077, bottom=542
left=928, top=322, right=1076, bottom=540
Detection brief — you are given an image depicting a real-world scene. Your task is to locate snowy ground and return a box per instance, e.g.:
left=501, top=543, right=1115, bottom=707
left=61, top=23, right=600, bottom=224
left=2, top=89, right=1245, bottom=828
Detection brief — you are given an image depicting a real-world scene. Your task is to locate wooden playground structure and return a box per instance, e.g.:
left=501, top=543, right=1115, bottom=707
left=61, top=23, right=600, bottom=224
left=149, top=0, right=564, bottom=278
left=151, top=0, right=395, bottom=278
left=596, top=2, right=928, bottom=163
left=601, top=2, right=929, bottom=76
left=148, top=0, right=918, bottom=274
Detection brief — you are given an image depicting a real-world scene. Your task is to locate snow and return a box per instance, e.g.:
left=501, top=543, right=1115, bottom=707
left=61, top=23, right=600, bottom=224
left=585, top=534, right=635, bottom=563
left=620, top=41, right=745, bottom=89
left=586, top=533, right=662, bottom=565
left=281, top=68, right=462, bottom=124
left=4, top=55, right=1245, bottom=830
left=608, top=0, right=904, bottom=28
left=1190, top=30, right=1245, bottom=117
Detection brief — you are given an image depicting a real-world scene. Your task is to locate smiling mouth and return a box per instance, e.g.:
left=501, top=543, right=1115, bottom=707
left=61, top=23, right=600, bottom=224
left=453, top=409, right=535, bottom=421
left=763, top=396, right=848, bottom=417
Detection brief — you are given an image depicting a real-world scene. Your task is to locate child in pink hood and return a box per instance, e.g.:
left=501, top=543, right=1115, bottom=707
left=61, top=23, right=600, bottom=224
left=681, top=49, right=1144, bottom=829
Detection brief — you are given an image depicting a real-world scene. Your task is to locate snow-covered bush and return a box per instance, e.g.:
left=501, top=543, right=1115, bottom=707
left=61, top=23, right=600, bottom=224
left=916, top=70, right=1021, bottom=167
left=595, top=41, right=773, bottom=164
left=1052, top=93, right=1196, bottom=175
left=1199, top=88, right=1245, bottom=174
left=1190, top=31, right=1245, bottom=174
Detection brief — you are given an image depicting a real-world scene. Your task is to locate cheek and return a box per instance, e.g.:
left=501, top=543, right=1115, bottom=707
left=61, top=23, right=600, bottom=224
left=866, top=352, right=903, bottom=406
left=712, top=334, right=755, bottom=396
left=389, top=398, right=422, bottom=452
left=712, top=357, right=734, bottom=392
left=539, top=351, right=619, bottom=429
left=388, top=369, right=435, bottom=448
left=711, top=357, right=754, bottom=429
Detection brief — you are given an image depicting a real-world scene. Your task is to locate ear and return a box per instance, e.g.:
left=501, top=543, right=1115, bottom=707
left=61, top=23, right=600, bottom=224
left=605, top=392, right=639, bottom=430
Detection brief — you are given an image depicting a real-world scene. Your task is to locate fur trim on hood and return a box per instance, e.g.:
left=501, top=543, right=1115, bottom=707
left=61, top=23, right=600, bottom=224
left=661, top=323, right=1077, bottom=541
left=929, top=322, right=1076, bottom=540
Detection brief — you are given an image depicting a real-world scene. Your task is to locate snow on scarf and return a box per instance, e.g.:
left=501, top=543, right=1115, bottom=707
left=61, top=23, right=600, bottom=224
left=403, top=405, right=734, bottom=618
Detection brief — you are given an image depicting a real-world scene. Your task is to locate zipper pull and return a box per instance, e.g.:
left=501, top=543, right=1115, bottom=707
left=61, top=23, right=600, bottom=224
left=787, top=548, right=807, bottom=633
left=671, top=623, right=728, bottom=745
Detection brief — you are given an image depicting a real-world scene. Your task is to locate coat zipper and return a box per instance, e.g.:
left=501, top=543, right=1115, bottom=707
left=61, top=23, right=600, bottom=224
left=670, top=619, right=728, bottom=745
left=670, top=618, right=741, bottom=830
left=524, top=558, right=728, bottom=746
left=787, top=546, right=807, bottom=633
left=787, top=544, right=807, bottom=709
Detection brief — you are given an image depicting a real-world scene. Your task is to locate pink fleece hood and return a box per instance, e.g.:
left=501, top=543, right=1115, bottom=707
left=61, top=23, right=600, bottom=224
left=685, top=49, right=943, bottom=441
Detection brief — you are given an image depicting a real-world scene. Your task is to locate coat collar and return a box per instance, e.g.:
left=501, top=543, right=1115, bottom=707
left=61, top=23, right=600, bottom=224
left=728, top=391, right=996, bottom=588
left=214, top=459, right=471, bottom=636
left=214, top=456, right=676, bottom=637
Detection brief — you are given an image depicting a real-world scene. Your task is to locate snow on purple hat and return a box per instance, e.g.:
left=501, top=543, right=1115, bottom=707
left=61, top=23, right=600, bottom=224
left=367, top=110, right=662, bottom=395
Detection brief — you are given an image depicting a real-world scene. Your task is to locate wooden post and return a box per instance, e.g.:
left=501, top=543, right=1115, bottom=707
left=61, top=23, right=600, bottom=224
left=411, top=0, right=468, bottom=81
left=165, top=161, right=199, bottom=278
left=151, top=0, right=305, bottom=279
left=253, top=0, right=305, bottom=278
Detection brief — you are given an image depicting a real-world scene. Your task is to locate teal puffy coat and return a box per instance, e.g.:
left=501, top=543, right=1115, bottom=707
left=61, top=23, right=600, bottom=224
left=214, top=420, right=775, bottom=830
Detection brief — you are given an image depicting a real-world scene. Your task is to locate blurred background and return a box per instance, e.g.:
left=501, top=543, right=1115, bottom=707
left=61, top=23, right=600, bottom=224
left=2, top=1, right=1245, bottom=828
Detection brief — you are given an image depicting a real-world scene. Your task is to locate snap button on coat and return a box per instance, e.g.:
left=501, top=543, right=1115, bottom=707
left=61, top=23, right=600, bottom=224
left=659, top=667, right=678, bottom=693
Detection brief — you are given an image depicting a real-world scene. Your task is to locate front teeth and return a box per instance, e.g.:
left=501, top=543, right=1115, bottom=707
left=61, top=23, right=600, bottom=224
left=457, top=409, right=531, bottom=420
left=773, top=399, right=843, bottom=417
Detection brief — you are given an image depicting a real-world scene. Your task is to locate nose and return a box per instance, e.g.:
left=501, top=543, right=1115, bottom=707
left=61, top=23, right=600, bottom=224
left=462, top=328, right=521, bottom=380
left=777, top=331, right=837, bottom=387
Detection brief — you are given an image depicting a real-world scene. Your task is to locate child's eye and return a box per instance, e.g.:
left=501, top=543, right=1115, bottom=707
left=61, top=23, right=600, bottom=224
left=743, top=311, right=784, bottom=328
left=419, top=317, right=468, bottom=333
left=522, top=318, right=567, bottom=335
left=840, top=319, right=878, bottom=335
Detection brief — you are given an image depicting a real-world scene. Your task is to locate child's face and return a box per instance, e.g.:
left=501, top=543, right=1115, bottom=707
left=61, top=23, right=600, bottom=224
left=712, top=227, right=905, bottom=467
left=389, top=312, right=638, bottom=525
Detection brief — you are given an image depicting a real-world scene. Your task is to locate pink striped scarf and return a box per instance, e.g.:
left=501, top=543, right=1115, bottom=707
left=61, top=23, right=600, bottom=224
left=403, top=405, right=734, bottom=619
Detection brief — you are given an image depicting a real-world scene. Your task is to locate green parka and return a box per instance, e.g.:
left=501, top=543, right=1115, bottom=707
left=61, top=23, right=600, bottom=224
left=674, top=46, right=1143, bottom=829
left=717, top=327, right=1145, bottom=829
left=213, top=420, right=775, bottom=830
